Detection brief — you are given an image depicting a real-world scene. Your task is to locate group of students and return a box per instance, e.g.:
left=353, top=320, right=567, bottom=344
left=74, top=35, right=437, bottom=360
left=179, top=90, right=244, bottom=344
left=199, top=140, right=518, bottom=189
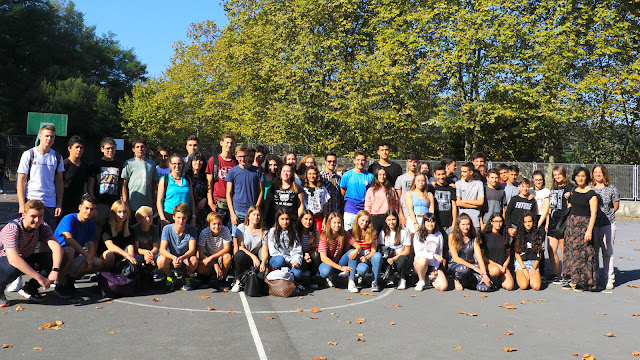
left=0, top=126, right=620, bottom=306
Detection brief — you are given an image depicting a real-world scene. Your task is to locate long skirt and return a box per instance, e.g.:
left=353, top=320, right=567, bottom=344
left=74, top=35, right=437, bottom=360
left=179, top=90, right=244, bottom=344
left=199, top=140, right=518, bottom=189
left=564, top=214, right=597, bottom=290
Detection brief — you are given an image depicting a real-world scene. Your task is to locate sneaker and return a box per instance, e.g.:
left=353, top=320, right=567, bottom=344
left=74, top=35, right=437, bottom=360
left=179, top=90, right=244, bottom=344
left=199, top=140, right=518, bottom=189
left=0, top=293, right=7, bottom=307
left=181, top=277, right=192, bottom=291
left=397, top=278, right=406, bottom=290
left=562, top=283, right=574, bottom=291
left=52, top=281, right=73, bottom=299
left=337, top=271, right=348, bottom=278
left=310, top=283, right=319, bottom=289
left=19, top=279, right=45, bottom=302
left=573, top=285, right=585, bottom=293
left=165, top=276, right=174, bottom=291
left=552, top=276, right=564, bottom=285
left=348, top=280, right=358, bottom=293
left=325, top=277, right=335, bottom=288
left=371, top=281, right=380, bottom=292
left=415, top=280, right=425, bottom=292
left=605, top=281, right=614, bottom=290
left=356, top=275, right=363, bottom=287
left=7, top=276, right=23, bottom=292
left=230, top=280, right=242, bottom=293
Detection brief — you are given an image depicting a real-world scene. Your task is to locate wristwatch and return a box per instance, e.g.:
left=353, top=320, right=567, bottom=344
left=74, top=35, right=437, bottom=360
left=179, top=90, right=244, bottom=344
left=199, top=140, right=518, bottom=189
left=51, top=268, right=60, bottom=272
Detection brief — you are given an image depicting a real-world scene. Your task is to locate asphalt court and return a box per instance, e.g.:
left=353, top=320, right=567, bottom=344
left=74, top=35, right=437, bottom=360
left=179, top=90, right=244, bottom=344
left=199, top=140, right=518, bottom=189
left=1, top=220, right=640, bottom=359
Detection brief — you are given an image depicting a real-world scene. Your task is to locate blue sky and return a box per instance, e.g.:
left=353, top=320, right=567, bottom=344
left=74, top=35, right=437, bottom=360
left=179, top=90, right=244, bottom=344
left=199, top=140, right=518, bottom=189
left=71, top=0, right=228, bottom=77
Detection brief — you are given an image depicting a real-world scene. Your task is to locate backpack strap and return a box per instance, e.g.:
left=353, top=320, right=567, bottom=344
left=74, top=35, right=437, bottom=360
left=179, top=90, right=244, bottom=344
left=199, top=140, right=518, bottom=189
left=212, top=154, right=219, bottom=184
left=25, top=148, right=35, bottom=184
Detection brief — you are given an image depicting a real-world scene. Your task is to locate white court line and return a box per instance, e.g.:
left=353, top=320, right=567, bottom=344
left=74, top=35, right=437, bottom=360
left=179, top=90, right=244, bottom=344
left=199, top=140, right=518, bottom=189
left=240, top=291, right=268, bottom=360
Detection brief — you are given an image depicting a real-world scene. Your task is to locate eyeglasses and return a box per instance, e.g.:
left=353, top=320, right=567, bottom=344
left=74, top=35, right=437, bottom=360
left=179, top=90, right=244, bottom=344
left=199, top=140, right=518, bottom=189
left=425, top=218, right=435, bottom=223
left=326, top=160, right=336, bottom=163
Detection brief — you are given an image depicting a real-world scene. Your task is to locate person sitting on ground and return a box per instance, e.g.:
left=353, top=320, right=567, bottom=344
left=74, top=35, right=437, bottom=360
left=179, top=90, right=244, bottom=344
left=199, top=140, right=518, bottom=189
left=317, top=212, right=359, bottom=290
left=481, top=212, right=514, bottom=291
left=196, top=212, right=233, bottom=290
left=513, top=211, right=544, bottom=291
left=99, top=200, right=136, bottom=271
left=157, top=203, right=198, bottom=291
left=378, top=210, right=411, bottom=290
left=448, top=214, right=492, bottom=292
left=297, top=210, right=321, bottom=288
left=349, top=210, right=383, bottom=292
left=413, top=213, right=448, bottom=291
left=267, top=209, right=303, bottom=280
left=230, top=206, right=268, bottom=292
left=54, top=194, right=103, bottom=298
left=0, top=200, right=64, bottom=307
left=132, top=206, right=159, bottom=266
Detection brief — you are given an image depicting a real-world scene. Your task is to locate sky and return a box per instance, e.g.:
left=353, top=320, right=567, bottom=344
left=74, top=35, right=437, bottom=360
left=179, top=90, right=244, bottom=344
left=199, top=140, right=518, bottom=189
left=71, top=0, right=229, bottom=78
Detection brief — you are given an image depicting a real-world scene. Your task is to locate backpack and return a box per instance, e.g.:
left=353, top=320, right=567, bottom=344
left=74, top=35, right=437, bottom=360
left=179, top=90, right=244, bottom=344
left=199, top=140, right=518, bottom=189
left=25, top=148, right=63, bottom=183
left=97, top=271, right=138, bottom=298
left=210, top=154, right=237, bottom=184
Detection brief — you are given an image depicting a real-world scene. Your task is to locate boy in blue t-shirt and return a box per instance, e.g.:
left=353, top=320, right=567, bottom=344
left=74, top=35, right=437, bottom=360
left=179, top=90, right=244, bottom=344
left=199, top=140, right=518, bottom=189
left=340, top=150, right=374, bottom=230
left=157, top=203, right=198, bottom=290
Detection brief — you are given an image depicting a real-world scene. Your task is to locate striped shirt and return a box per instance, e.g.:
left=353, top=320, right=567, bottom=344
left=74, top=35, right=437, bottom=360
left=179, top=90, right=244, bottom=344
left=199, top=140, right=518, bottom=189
left=0, top=219, right=54, bottom=258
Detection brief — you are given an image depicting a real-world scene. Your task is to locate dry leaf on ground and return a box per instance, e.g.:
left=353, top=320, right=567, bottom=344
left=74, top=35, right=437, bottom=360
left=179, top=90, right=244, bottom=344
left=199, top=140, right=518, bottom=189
left=327, top=341, right=338, bottom=345
left=356, top=338, right=366, bottom=342
left=632, top=314, right=640, bottom=316
left=311, top=308, right=321, bottom=313
left=206, top=307, right=215, bottom=311
left=357, top=333, right=364, bottom=336
left=462, top=294, right=470, bottom=297
left=459, top=312, right=466, bottom=314
left=297, top=308, right=304, bottom=312
left=228, top=311, right=235, bottom=314
left=572, top=353, right=580, bottom=357
left=356, top=317, right=366, bottom=324
left=330, top=312, right=335, bottom=315
left=345, top=298, right=354, bottom=301
left=504, top=347, right=517, bottom=352
left=389, top=322, right=396, bottom=325
left=410, top=294, right=417, bottom=297
left=312, top=357, right=327, bottom=360
left=480, top=295, right=488, bottom=298
left=582, top=354, right=595, bottom=360
left=33, top=347, right=43, bottom=351
left=152, top=298, right=161, bottom=302
left=628, top=285, right=639, bottom=288
left=310, top=316, right=319, bottom=319
left=2, top=344, right=11, bottom=348
left=346, top=321, right=351, bottom=323
left=454, top=346, right=462, bottom=350
left=600, top=313, right=606, bottom=315
left=200, top=295, right=211, bottom=299
left=467, top=313, right=477, bottom=317
left=393, top=304, right=400, bottom=307
left=39, top=321, right=64, bottom=330
left=537, top=298, right=547, bottom=301
left=504, top=330, right=514, bottom=336
left=520, top=300, right=526, bottom=304
left=266, top=317, right=275, bottom=320
left=106, top=301, right=113, bottom=304
left=95, top=306, right=103, bottom=309
left=15, top=305, right=23, bottom=311
left=632, top=352, right=640, bottom=356
left=604, top=332, right=615, bottom=337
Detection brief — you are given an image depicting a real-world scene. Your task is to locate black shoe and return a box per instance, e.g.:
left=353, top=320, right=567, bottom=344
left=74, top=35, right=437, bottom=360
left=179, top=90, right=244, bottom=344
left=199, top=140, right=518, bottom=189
left=0, top=292, right=8, bottom=307
left=19, top=279, right=45, bottom=302
left=562, top=283, right=574, bottom=291
left=53, top=281, right=74, bottom=299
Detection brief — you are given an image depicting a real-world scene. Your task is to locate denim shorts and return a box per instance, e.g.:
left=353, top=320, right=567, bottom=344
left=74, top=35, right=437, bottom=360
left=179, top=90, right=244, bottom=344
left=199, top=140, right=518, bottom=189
left=515, top=259, right=536, bottom=271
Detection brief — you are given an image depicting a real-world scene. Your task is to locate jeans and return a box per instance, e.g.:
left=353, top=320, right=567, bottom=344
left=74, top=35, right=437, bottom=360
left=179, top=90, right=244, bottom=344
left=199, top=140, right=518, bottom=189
left=355, top=252, right=382, bottom=283
left=596, top=223, right=616, bottom=284
left=231, top=210, right=247, bottom=235
left=269, top=255, right=302, bottom=279
left=0, top=252, right=55, bottom=291
left=318, top=249, right=358, bottom=280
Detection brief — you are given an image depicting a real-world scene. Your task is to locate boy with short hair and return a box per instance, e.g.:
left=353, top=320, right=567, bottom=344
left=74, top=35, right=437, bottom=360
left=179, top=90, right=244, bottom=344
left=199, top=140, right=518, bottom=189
left=226, top=145, right=264, bottom=233
left=503, top=165, right=521, bottom=206
left=158, top=203, right=199, bottom=291
left=433, top=163, right=457, bottom=236
left=196, top=212, right=232, bottom=288
left=156, top=146, right=170, bottom=178
left=88, top=137, right=123, bottom=228
left=122, top=137, right=159, bottom=215
left=132, top=206, right=160, bottom=265
left=498, top=163, right=509, bottom=184
left=481, top=169, right=506, bottom=231
left=472, top=152, right=487, bottom=170
left=0, top=200, right=64, bottom=306
left=183, top=135, right=200, bottom=166
left=368, top=140, right=403, bottom=187
left=395, top=153, right=419, bottom=227
left=341, top=150, right=374, bottom=230
left=253, top=145, right=267, bottom=168
left=206, top=132, right=237, bottom=228
left=441, top=156, right=458, bottom=186
left=62, top=135, right=88, bottom=217
left=456, top=162, right=485, bottom=233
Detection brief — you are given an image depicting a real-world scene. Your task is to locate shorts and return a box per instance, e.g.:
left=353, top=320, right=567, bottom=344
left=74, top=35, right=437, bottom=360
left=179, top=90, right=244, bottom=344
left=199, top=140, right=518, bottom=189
left=515, top=259, right=536, bottom=271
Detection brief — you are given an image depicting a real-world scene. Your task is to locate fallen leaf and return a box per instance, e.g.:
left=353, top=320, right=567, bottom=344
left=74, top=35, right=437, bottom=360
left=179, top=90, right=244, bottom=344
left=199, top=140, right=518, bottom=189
left=628, top=285, right=639, bottom=288
left=582, top=354, right=595, bottom=360
left=310, top=316, right=318, bottom=319
left=335, top=288, right=342, bottom=290
left=106, top=301, right=113, bottom=304
left=356, top=337, right=366, bottom=342
left=504, top=330, right=514, bottom=336
left=2, top=344, right=11, bottom=348
left=482, top=324, right=488, bottom=327
left=206, top=307, right=215, bottom=311
left=1, top=312, right=6, bottom=315
left=312, top=357, right=327, bottom=360
left=152, top=298, right=161, bottom=302
left=537, top=299, right=547, bottom=301
left=360, top=292, right=374, bottom=296
left=467, top=313, right=478, bottom=317
left=357, top=333, right=364, bottom=336
left=632, top=314, right=639, bottom=316
left=266, top=317, right=275, bottom=320
left=297, top=308, right=304, bottom=312
left=504, top=304, right=516, bottom=310
left=330, top=312, right=335, bottom=315
left=222, top=289, right=228, bottom=292
left=33, top=347, right=44, bottom=351
left=95, top=306, right=103, bottom=309
left=520, top=300, right=526, bottom=304
left=462, top=294, right=470, bottom=297
left=327, top=341, right=338, bottom=345
left=634, top=249, right=640, bottom=251
left=107, top=331, right=115, bottom=334
left=600, top=313, right=606, bottom=315
left=393, top=304, right=400, bottom=307
left=632, top=352, right=640, bottom=356
left=572, top=353, right=580, bottom=357
left=504, top=347, right=517, bottom=352
left=39, top=321, right=64, bottom=330
left=454, top=346, right=462, bottom=350
left=384, top=306, right=391, bottom=309
left=480, top=295, right=488, bottom=298
left=410, top=294, right=417, bottom=297
left=298, top=296, right=304, bottom=299
left=356, top=317, right=366, bottom=324
left=389, top=322, right=396, bottom=325
left=604, top=332, right=615, bottom=337
left=311, top=308, right=322, bottom=313
left=200, top=296, right=211, bottom=299
left=345, top=298, right=354, bottom=301
left=459, top=311, right=466, bottom=314
left=346, top=321, right=351, bottom=323
left=15, top=305, right=23, bottom=311
left=228, top=311, right=235, bottom=314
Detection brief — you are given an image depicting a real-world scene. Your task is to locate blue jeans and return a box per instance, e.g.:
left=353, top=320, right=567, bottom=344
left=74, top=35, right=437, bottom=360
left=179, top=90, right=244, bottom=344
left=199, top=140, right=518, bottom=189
left=231, top=210, right=247, bottom=235
left=269, top=255, right=302, bottom=279
left=356, top=252, right=382, bottom=283
left=318, top=249, right=358, bottom=280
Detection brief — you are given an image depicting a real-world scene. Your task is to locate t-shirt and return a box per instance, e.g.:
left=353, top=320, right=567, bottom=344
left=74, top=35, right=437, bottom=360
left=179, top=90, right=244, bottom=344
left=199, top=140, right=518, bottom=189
left=89, top=158, right=123, bottom=206
left=349, top=230, right=377, bottom=257
left=529, top=188, right=550, bottom=216
left=368, top=161, right=403, bottom=189
left=100, top=223, right=133, bottom=253
left=413, top=231, right=443, bottom=268
left=161, top=224, right=198, bottom=256
left=226, top=165, right=262, bottom=214
left=549, top=184, right=576, bottom=218
left=62, top=159, right=88, bottom=215
left=445, top=173, right=458, bottom=185
left=272, top=187, right=303, bottom=217
left=505, top=196, right=538, bottom=228
left=434, top=184, right=456, bottom=228
left=568, top=190, right=596, bottom=217
left=131, top=223, right=159, bottom=250
left=456, top=179, right=484, bottom=228
left=121, top=158, right=158, bottom=212
left=317, top=233, right=356, bottom=262
left=395, top=173, right=415, bottom=216
left=234, top=223, right=267, bottom=254
left=481, top=232, right=508, bottom=265
left=378, top=228, right=411, bottom=254
left=156, top=166, right=170, bottom=178
left=303, top=186, right=330, bottom=214
left=593, top=185, right=620, bottom=225
left=17, top=147, right=65, bottom=207
left=198, top=226, right=232, bottom=256
left=502, top=183, right=520, bottom=207
left=54, top=213, right=96, bottom=247
left=483, top=186, right=506, bottom=224
left=0, top=219, right=53, bottom=258
left=340, top=169, right=374, bottom=214
left=514, top=229, right=543, bottom=261
left=206, top=154, right=237, bottom=202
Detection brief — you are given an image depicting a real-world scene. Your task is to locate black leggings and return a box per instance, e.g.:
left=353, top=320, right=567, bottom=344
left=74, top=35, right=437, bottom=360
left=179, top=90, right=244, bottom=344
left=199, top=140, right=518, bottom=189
left=371, top=214, right=386, bottom=236
left=301, top=250, right=321, bottom=276
left=234, top=250, right=261, bottom=276
left=393, top=255, right=411, bottom=279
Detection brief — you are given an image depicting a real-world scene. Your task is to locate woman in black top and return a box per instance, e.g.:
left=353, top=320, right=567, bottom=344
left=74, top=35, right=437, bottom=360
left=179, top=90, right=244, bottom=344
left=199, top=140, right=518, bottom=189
left=563, top=167, right=598, bottom=292
left=185, top=151, right=210, bottom=233
left=512, top=211, right=544, bottom=290
left=481, top=212, right=514, bottom=290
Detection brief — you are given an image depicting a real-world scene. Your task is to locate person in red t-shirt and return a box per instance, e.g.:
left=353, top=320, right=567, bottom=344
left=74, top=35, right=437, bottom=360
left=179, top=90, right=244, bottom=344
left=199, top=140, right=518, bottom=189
left=206, top=132, right=237, bottom=229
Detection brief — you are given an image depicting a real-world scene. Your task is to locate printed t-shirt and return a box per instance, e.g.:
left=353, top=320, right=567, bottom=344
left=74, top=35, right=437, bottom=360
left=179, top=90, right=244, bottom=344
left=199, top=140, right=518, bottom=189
left=89, top=158, right=122, bottom=206
left=17, top=148, right=65, bottom=207
left=433, top=184, right=456, bottom=228
left=206, top=155, right=237, bottom=202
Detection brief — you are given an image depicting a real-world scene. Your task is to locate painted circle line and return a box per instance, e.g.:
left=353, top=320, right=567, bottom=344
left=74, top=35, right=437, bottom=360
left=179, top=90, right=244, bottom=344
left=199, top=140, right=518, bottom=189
left=110, top=288, right=396, bottom=314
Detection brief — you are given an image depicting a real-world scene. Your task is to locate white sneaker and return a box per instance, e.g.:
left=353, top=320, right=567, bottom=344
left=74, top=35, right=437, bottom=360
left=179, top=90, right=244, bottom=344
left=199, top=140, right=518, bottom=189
left=326, top=277, right=334, bottom=288
left=371, top=281, right=380, bottom=292
left=348, top=280, right=359, bottom=293
left=7, top=277, right=23, bottom=292
left=230, top=281, right=241, bottom=293
left=415, top=280, right=425, bottom=292
left=606, top=281, right=614, bottom=290
left=397, top=278, right=406, bottom=290
left=337, top=271, right=348, bottom=278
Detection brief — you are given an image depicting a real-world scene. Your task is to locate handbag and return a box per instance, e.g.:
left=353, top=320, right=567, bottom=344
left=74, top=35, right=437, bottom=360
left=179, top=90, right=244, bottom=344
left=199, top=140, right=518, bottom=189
left=554, top=207, right=572, bottom=235
left=97, top=272, right=137, bottom=298
left=265, top=279, right=296, bottom=298
left=240, top=267, right=267, bottom=297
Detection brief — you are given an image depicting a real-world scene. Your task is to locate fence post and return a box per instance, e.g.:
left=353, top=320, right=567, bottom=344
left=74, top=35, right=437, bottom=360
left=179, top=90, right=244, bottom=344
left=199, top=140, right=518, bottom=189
left=634, top=165, right=638, bottom=201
